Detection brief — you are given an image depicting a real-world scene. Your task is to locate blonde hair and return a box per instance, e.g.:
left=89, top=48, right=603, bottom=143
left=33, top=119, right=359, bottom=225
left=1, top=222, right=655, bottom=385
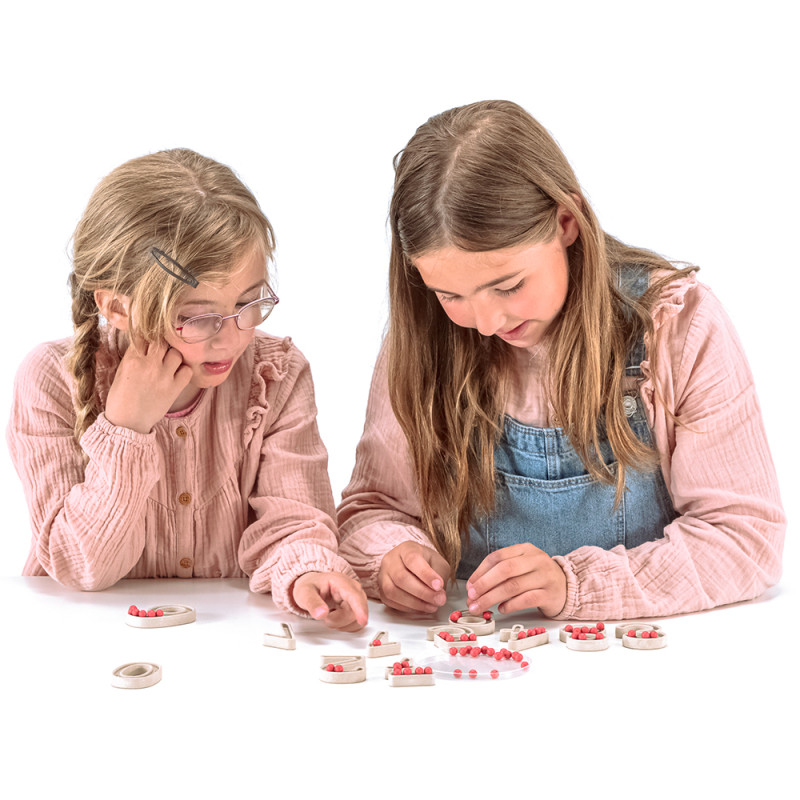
left=68, top=148, right=275, bottom=443
left=388, top=100, right=696, bottom=577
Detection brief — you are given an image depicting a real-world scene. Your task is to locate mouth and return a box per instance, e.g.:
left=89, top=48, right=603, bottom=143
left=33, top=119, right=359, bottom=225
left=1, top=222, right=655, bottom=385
left=202, top=360, right=233, bottom=375
left=497, top=321, right=529, bottom=341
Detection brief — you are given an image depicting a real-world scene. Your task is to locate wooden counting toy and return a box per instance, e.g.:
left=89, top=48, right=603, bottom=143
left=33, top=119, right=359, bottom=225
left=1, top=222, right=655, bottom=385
left=319, top=655, right=367, bottom=684
left=386, top=660, right=435, bottom=687
left=263, top=623, right=296, bottom=650
left=427, top=624, right=477, bottom=650
left=621, top=627, right=667, bottom=650
left=614, top=623, right=662, bottom=639
left=499, top=624, right=549, bottom=651
left=562, top=623, right=609, bottom=651
left=126, top=603, right=196, bottom=628
left=111, top=662, right=162, bottom=690
left=448, top=609, right=495, bottom=635
left=367, top=631, right=402, bottom=658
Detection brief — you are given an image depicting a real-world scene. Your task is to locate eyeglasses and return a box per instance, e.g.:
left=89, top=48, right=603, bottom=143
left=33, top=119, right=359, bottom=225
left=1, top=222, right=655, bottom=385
left=174, top=286, right=279, bottom=343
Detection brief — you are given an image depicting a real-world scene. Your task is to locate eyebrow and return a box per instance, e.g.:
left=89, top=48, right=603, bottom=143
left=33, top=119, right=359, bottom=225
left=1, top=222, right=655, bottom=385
left=425, top=271, right=521, bottom=296
left=178, top=281, right=265, bottom=308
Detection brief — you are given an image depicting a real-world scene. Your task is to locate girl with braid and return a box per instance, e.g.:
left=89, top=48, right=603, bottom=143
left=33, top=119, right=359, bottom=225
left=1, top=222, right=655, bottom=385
left=337, top=100, right=785, bottom=621
left=7, top=149, right=367, bottom=631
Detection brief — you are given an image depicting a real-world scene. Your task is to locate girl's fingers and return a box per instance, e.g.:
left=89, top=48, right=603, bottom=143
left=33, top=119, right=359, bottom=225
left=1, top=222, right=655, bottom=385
left=380, top=575, right=441, bottom=614
left=401, top=547, right=448, bottom=593
left=292, top=579, right=329, bottom=620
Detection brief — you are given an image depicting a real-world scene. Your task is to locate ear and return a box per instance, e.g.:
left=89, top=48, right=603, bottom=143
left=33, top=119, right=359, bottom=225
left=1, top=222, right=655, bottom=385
left=557, top=201, right=581, bottom=248
left=94, top=289, right=132, bottom=331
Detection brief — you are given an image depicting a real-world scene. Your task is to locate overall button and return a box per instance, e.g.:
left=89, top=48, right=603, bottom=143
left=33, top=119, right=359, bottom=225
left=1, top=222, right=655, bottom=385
left=623, top=396, right=637, bottom=417
left=178, top=492, right=192, bottom=505
left=175, top=426, right=188, bottom=438
left=179, top=557, right=193, bottom=570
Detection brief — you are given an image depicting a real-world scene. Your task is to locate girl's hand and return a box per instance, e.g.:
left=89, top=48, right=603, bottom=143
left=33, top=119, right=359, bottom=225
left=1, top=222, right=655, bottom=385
left=292, top=572, right=369, bottom=632
left=378, top=541, right=449, bottom=614
left=105, top=338, right=193, bottom=433
left=465, top=543, right=567, bottom=618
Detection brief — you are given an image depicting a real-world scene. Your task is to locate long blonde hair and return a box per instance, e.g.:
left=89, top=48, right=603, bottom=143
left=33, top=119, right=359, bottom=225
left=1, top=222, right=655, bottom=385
left=388, top=100, right=695, bottom=576
left=68, top=148, right=275, bottom=443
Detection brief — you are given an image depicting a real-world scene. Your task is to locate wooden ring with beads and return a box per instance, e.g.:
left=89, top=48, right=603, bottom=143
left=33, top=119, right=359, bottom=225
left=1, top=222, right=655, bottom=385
left=447, top=610, right=495, bottom=636
left=564, top=627, right=609, bottom=652
left=126, top=603, right=196, bottom=628
left=499, top=624, right=550, bottom=651
left=427, top=624, right=476, bottom=649
left=622, top=628, right=667, bottom=650
left=319, top=655, right=367, bottom=684
left=614, top=623, right=662, bottom=639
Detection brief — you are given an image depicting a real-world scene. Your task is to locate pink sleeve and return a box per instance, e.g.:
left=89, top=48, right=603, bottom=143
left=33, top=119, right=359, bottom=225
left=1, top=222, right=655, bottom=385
left=6, top=343, right=160, bottom=590
left=554, top=280, right=786, bottom=619
left=337, top=345, right=437, bottom=598
left=237, top=348, right=356, bottom=613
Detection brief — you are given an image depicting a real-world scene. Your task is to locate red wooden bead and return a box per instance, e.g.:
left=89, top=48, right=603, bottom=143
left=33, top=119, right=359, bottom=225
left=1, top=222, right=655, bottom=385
left=520, top=661, right=529, bottom=669
left=438, top=632, right=448, bottom=639
left=491, top=670, right=499, bottom=679
left=589, top=627, right=597, bottom=634
left=580, top=626, right=589, bottom=634
left=481, top=646, right=488, bottom=654
left=334, top=665, right=343, bottom=673
left=155, top=609, right=164, bottom=617
left=565, top=625, right=573, bottom=632
left=578, top=633, right=587, bottom=640
left=460, top=634, right=469, bottom=641
left=147, top=610, right=156, bottom=617
left=526, top=628, right=536, bottom=636
left=453, top=669, right=462, bottom=679
left=596, top=632, right=604, bottom=640
left=127, top=605, right=138, bottom=616
left=415, top=667, right=423, bottom=675
left=326, top=664, right=335, bottom=672
left=445, top=634, right=454, bottom=642
left=469, top=669, right=477, bottom=679
left=468, top=634, right=477, bottom=641
left=495, top=653, right=503, bottom=661
left=483, top=612, right=492, bottom=620
left=596, top=622, right=605, bottom=631
left=459, top=647, right=469, bottom=656
left=138, top=610, right=147, bottom=617
left=449, top=647, right=458, bottom=655
left=403, top=668, right=412, bottom=675
left=450, top=611, right=462, bottom=622
left=512, top=652, right=523, bottom=662
left=486, top=647, right=495, bottom=656
left=393, top=667, right=402, bottom=675
left=401, top=660, right=410, bottom=667
left=424, top=667, right=433, bottom=674
left=517, top=631, right=527, bottom=639
left=571, top=631, right=580, bottom=639
left=371, top=639, right=382, bottom=646
left=471, top=648, right=481, bottom=658
left=628, top=630, right=637, bottom=637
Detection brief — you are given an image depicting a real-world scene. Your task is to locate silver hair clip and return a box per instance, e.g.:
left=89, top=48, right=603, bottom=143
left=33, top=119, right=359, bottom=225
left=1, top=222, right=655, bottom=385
left=151, top=248, right=199, bottom=288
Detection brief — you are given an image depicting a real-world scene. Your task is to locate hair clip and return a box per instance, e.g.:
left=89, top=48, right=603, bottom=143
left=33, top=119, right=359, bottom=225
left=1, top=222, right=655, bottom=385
left=151, top=247, right=199, bottom=288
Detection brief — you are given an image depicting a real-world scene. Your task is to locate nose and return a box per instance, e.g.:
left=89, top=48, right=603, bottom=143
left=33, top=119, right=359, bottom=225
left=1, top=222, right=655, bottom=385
left=471, top=299, right=505, bottom=337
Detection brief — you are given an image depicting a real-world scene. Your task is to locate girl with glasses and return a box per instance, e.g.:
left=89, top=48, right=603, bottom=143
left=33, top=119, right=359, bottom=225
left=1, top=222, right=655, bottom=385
left=337, top=100, right=785, bottom=621
left=7, top=148, right=367, bottom=631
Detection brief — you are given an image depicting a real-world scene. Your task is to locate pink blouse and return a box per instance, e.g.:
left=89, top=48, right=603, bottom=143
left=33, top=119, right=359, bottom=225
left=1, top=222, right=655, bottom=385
left=7, top=330, right=355, bottom=614
left=337, top=274, right=786, bottom=619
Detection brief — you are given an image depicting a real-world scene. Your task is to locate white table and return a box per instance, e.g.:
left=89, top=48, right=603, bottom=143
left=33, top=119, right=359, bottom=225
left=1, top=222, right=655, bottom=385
left=1, top=576, right=795, bottom=799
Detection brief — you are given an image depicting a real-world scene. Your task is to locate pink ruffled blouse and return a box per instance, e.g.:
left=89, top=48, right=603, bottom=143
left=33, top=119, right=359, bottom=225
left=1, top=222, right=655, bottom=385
left=337, top=274, right=786, bottom=619
left=7, top=330, right=355, bottom=614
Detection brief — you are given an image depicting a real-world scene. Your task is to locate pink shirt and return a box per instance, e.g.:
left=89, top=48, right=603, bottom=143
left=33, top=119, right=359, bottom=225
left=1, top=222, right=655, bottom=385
left=337, top=274, right=786, bottom=619
left=7, top=330, right=355, bottom=614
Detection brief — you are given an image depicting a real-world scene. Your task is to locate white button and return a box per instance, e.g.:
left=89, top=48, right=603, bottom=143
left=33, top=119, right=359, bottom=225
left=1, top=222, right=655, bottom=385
left=623, top=396, right=637, bottom=417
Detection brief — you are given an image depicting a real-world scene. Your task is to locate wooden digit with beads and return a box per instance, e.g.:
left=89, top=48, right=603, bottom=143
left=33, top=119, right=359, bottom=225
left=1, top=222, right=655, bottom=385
left=126, top=603, right=196, bottom=628
left=367, top=630, right=402, bottom=658
left=498, top=624, right=549, bottom=651
left=319, top=655, right=366, bottom=684
left=448, top=609, right=495, bottom=635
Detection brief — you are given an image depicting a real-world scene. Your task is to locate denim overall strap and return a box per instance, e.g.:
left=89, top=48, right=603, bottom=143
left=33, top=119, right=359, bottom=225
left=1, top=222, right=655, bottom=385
left=458, top=266, right=679, bottom=579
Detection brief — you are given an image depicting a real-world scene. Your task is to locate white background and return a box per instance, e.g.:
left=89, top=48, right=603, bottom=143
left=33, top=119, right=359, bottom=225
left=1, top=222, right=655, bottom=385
left=1, top=1, right=796, bottom=591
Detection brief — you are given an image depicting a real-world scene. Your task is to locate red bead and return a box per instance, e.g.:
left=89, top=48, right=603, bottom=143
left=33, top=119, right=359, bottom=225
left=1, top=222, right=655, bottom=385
left=520, top=661, right=529, bottom=669
left=471, top=648, right=481, bottom=658
left=450, top=611, right=462, bottom=622
left=628, top=630, right=637, bottom=637
left=460, top=634, right=469, bottom=641
left=371, top=639, right=382, bottom=646
left=459, top=647, right=469, bottom=656
left=512, top=652, right=523, bottom=662
left=449, top=647, right=458, bottom=655
left=481, top=646, right=488, bottom=654
left=401, top=660, right=410, bottom=668
left=147, top=610, right=156, bottom=617
left=596, top=622, right=605, bottom=631
left=424, top=667, right=433, bottom=674
left=578, top=633, right=587, bottom=640
left=589, top=627, right=597, bottom=634
left=596, top=632, right=604, bottom=640
left=127, top=605, right=138, bottom=616
left=334, top=665, right=343, bottom=673
left=526, top=628, right=536, bottom=636
left=486, top=647, right=495, bottom=656
left=517, top=631, right=527, bottom=639
left=571, top=631, right=580, bottom=639
left=155, top=609, right=164, bottom=617
left=565, top=625, right=573, bottom=632
left=403, top=668, right=412, bottom=675
left=494, top=653, right=503, bottom=661
left=445, top=634, right=454, bottom=642
left=469, top=669, right=477, bottom=679
left=138, top=610, right=147, bottom=617
left=438, top=632, right=448, bottom=639
left=468, top=633, right=477, bottom=641
left=491, top=670, right=499, bottom=679
left=483, top=612, right=492, bottom=620
left=415, top=667, right=423, bottom=675
left=454, top=669, right=462, bottom=679
left=580, top=626, right=589, bottom=634
left=326, top=664, right=334, bottom=672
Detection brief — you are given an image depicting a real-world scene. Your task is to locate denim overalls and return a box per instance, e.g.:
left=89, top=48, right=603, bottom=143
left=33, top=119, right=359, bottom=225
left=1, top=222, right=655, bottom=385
left=458, top=269, right=678, bottom=579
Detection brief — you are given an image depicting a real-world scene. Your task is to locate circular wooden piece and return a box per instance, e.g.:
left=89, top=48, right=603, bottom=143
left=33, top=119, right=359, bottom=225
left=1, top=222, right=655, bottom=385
left=615, top=623, right=661, bottom=639
left=111, top=662, right=162, bottom=689
left=451, top=612, right=495, bottom=636
left=126, top=604, right=196, bottom=628
left=622, top=630, right=667, bottom=650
